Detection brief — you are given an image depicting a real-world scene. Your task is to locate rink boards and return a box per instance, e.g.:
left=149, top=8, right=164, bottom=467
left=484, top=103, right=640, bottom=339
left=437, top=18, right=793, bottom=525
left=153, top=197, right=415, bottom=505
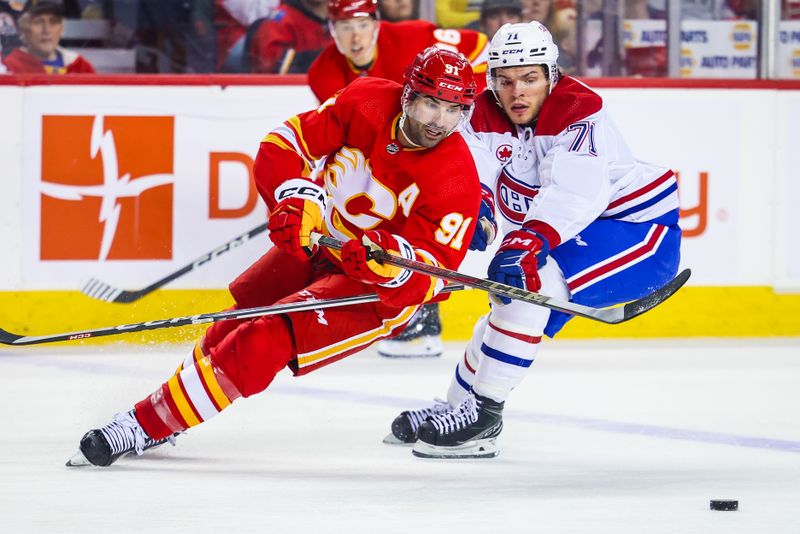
left=0, top=76, right=799, bottom=342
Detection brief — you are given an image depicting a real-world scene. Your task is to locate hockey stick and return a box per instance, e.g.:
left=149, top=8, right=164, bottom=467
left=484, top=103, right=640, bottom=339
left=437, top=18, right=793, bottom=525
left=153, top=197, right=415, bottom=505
left=80, top=223, right=269, bottom=303
left=312, top=232, right=690, bottom=325
left=0, top=285, right=464, bottom=346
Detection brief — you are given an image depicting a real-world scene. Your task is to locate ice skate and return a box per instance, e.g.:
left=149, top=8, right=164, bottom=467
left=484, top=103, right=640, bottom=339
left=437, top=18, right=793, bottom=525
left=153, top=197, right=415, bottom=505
left=383, top=399, right=451, bottom=444
left=412, top=392, right=503, bottom=459
left=376, top=303, right=443, bottom=358
left=66, top=410, right=176, bottom=467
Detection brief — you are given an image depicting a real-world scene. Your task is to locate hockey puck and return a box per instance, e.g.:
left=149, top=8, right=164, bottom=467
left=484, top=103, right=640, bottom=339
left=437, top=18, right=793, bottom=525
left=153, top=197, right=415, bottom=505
left=710, top=500, right=738, bottom=511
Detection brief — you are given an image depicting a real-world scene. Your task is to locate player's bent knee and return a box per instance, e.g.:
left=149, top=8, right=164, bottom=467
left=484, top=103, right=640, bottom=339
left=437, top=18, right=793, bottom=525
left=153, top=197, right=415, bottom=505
left=210, top=315, right=297, bottom=398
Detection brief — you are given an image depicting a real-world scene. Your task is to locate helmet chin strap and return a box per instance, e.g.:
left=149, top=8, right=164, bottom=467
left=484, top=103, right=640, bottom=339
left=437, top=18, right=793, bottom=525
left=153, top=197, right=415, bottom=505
left=397, top=111, right=423, bottom=148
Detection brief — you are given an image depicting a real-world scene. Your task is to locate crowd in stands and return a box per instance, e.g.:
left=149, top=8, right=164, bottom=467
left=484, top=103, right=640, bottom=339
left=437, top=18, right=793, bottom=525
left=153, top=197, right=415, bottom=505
left=0, top=0, right=782, bottom=76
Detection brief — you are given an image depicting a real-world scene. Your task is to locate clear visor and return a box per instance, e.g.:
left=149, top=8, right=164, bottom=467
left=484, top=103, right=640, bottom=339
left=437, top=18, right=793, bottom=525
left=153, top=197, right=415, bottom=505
left=487, top=63, right=558, bottom=93
left=401, top=88, right=472, bottom=137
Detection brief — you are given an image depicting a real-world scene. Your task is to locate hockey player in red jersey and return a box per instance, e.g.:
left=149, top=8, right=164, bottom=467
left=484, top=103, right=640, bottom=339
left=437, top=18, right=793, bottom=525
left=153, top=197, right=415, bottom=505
left=68, top=47, right=484, bottom=468
left=307, top=0, right=489, bottom=102
left=308, top=0, right=491, bottom=357
left=387, top=23, right=682, bottom=459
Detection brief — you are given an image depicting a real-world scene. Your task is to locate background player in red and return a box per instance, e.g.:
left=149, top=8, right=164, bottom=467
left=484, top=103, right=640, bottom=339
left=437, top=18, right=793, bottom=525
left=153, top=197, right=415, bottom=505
left=69, top=47, right=483, bottom=468
left=307, top=0, right=489, bottom=102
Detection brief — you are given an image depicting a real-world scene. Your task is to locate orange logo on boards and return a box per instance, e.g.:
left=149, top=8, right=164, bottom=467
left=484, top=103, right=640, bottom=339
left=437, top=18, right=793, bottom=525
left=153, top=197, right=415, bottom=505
left=40, top=115, right=175, bottom=260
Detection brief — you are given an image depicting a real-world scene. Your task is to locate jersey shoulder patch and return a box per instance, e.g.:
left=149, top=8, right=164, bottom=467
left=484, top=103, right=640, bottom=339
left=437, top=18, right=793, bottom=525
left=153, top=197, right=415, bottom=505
left=469, top=90, right=516, bottom=136
left=535, top=77, right=603, bottom=136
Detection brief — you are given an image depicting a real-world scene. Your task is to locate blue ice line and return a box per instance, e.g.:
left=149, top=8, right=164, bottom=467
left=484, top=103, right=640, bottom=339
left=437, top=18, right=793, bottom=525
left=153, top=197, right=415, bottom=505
left=268, top=383, right=800, bottom=454
left=4, top=355, right=799, bottom=453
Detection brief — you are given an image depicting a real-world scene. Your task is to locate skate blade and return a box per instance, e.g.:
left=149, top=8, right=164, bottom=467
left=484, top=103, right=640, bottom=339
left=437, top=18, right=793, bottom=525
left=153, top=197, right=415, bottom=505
left=65, top=450, right=92, bottom=467
left=382, top=433, right=414, bottom=445
left=376, top=337, right=443, bottom=358
left=411, top=437, right=499, bottom=459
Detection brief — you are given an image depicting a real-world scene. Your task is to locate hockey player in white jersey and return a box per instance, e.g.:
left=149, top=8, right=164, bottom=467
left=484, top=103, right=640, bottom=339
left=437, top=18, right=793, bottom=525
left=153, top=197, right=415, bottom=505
left=387, top=22, right=682, bottom=458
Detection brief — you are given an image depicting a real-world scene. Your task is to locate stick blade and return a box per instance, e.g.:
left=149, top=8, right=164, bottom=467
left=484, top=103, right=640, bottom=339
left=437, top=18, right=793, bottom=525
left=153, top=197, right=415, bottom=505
left=619, top=268, right=691, bottom=323
left=0, top=327, right=23, bottom=345
left=80, top=277, right=136, bottom=304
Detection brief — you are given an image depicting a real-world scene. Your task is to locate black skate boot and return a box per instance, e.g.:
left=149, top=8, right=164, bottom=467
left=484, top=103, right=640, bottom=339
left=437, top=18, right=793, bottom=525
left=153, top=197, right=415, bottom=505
left=66, top=410, right=176, bottom=467
left=412, top=391, right=503, bottom=459
left=383, top=399, right=451, bottom=444
left=376, top=303, right=443, bottom=358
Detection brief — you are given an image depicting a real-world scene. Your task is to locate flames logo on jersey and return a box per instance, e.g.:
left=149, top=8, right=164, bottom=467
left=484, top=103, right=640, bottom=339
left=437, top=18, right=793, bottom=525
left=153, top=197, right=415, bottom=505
left=324, top=147, right=397, bottom=229
left=496, top=169, right=539, bottom=224
left=495, top=144, right=513, bottom=163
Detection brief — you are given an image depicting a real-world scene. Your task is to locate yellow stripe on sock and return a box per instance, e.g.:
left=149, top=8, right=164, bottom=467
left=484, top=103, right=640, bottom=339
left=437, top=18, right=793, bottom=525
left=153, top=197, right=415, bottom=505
left=167, top=375, right=201, bottom=427
left=197, top=356, right=232, bottom=411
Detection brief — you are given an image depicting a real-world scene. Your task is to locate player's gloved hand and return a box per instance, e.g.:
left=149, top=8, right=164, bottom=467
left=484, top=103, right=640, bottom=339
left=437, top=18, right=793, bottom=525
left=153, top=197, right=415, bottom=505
left=487, top=225, right=551, bottom=304
left=469, top=184, right=498, bottom=251
left=268, top=179, right=327, bottom=259
left=340, top=230, right=411, bottom=286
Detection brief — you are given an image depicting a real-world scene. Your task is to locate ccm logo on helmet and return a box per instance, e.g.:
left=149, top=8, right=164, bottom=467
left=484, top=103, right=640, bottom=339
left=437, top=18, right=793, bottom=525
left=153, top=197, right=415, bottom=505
left=438, top=81, right=464, bottom=91
left=502, top=49, right=523, bottom=54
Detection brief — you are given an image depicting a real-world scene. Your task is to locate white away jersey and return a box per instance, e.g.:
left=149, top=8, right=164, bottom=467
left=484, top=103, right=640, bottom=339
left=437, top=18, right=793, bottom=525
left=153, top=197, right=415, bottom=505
left=464, top=78, right=679, bottom=246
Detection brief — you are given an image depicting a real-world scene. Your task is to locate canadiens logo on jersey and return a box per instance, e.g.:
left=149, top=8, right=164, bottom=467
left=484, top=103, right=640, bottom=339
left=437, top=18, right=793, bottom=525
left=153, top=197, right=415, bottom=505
left=496, top=169, right=539, bottom=224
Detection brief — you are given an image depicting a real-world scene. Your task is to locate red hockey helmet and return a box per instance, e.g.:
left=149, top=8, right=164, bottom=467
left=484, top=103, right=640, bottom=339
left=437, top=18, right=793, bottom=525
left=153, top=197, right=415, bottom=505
left=328, top=0, right=378, bottom=21
left=404, top=46, right=477, bottom=107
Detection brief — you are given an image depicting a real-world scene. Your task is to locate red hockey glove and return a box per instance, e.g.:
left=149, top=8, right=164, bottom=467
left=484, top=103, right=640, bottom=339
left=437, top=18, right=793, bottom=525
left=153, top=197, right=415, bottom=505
left=340, top=230, right=413, bottom=285
left=469, top=184, right=498, bottom=251
left=488, top=226, right=551, bottom=304
left=268, top=179, right=327, bottom=259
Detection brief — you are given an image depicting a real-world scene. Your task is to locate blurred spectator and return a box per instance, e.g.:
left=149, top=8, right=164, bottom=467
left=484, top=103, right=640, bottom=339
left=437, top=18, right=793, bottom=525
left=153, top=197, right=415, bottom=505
left=214, top=0, right=275, bottom=71
left=435, top=0, right=482, bottom=28
left=246, top=0, right=331, bottom=73
left=3, top=0, right=95, bottom=73
left=75, top=0, right=105, bottom=19
left=378, top=0, right=417, bottom=21
left=522, top=0, right=554, bottom=23
left=0, top=0, right=23, bottom=56
left=308, top=0, right=488, bottom=101
left=549, top=0, right=577, bottom=71
left=643, top=0, right=758, bottom=20
left=466, top=0, right=523, bottom=39
left=135, top=0, right=215, bottom=73
left=785, top=0, right=800, bottom=18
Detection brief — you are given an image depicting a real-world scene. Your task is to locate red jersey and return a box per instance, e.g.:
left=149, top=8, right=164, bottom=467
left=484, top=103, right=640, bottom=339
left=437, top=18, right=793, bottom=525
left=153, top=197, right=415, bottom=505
left=3, top=47, right=95, bottom=74
left=213, top=0, right=246, bottom=70
left=307, top=20, right=488, bottom=102
left=249, top=0, right=332, bottom=73
left=254, top=77, right=481, bottom=304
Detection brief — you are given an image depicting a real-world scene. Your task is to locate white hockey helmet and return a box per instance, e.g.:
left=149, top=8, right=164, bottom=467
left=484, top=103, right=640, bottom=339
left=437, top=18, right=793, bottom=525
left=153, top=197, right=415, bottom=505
left=487, top=22, right=560, bottom=93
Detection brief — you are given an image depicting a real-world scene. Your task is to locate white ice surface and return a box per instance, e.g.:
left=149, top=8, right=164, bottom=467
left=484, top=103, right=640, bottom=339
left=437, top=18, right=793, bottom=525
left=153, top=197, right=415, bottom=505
left=1, top=338, right=799, bottom=533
